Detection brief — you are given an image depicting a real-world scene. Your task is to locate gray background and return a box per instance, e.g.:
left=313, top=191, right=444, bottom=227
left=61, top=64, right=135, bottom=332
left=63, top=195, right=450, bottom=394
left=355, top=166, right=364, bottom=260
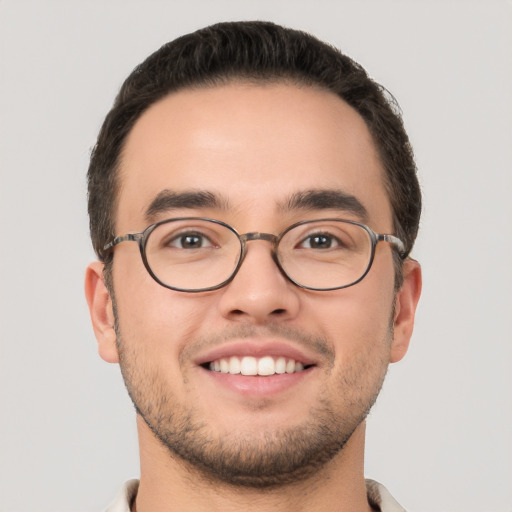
left=1, top=1, right=511, bottom=510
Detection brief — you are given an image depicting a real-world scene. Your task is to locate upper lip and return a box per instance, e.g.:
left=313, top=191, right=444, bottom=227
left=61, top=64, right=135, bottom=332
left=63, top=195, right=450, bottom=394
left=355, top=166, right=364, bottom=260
left=194, top=339, right=318, bottom=367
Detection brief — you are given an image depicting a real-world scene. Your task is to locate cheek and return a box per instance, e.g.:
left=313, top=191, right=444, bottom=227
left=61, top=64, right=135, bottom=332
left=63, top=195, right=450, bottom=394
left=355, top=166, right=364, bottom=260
left=302, top=271, right=396, bottom=361
left=308, top=290, right=393, bottom=339
left=113, top=263, right=220, bottom=366
left=310, top=289, right=394, bottom=406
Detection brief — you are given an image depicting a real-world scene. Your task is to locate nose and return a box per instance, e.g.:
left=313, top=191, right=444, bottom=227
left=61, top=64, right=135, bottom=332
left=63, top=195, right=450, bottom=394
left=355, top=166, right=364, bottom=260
left=217, top=239, right=301, bottom=324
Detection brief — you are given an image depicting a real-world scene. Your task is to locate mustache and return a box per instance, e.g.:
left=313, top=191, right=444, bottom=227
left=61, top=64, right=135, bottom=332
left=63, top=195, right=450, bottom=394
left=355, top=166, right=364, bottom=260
left=180, top=323, right=335, bottom=365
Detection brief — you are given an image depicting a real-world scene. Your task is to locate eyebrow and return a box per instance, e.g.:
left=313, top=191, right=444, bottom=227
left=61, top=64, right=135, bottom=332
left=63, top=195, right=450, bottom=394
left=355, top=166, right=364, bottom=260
left=144, top=189, right=229, bottom=221
left=144, top=187, right=368, bottom=223
left=280, top=189, right=368, bottom=221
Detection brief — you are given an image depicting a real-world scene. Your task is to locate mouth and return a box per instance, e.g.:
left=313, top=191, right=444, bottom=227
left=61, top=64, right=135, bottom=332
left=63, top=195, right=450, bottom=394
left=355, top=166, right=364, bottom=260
left=194, top=339, right=319, bottom=396
left=203, top=355, right=314, bottom=376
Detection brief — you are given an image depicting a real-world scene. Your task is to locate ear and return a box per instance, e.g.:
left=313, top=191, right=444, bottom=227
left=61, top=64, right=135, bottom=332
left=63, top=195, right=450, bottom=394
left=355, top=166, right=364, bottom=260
left=389, top=259, right=422, bottom=363
left=84, top=261, right=119, bottom=363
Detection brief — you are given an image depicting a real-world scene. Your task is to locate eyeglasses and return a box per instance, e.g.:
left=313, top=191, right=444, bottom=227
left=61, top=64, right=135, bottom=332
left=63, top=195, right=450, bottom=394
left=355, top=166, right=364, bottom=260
left=103, top=217, right=405, bottom=292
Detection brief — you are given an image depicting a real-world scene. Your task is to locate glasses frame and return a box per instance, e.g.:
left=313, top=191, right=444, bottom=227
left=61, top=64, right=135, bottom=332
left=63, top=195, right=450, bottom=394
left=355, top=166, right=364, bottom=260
left=103, top=217, right=406, bottom=293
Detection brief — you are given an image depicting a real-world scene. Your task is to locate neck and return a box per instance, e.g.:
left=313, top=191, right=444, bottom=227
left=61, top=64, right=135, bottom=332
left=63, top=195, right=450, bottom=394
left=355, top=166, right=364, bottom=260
left=133, top=416, right=373, bottom=512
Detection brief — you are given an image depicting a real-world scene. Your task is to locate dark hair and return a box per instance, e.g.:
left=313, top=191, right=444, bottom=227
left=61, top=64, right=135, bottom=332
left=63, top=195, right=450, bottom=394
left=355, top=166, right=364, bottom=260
left=88, top=21, right=420, bottom=286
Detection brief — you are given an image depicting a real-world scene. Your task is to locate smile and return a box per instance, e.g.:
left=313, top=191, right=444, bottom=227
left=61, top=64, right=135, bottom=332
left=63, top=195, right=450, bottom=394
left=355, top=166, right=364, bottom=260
left=207, top=356, right=310, bottom=376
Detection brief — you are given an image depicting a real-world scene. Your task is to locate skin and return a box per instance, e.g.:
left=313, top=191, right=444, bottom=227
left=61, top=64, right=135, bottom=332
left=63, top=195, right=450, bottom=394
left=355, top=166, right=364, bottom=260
left=85, top=82, right=421, bottom=512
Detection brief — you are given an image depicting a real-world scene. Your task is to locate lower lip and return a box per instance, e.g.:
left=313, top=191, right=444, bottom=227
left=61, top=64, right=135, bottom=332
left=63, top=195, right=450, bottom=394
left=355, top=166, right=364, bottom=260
left=200, top=367, right=314, bottom=397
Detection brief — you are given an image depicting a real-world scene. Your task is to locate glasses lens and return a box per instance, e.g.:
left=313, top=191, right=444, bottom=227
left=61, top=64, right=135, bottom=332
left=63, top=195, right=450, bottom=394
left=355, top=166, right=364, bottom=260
left=277, top=220, right=372, bottom=290
left=144, top=219, right=242, bottom=291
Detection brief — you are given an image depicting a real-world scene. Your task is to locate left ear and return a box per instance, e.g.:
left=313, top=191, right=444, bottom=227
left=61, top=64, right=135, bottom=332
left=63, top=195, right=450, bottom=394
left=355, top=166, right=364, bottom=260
left=85, top=261, right=119, bottom=364
left=390, top=259, right=422, bottom=363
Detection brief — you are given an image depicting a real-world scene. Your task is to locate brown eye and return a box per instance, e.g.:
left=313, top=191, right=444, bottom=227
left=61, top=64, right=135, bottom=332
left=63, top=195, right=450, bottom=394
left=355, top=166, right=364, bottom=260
left=298, top=233, right=340, bottom=249
left=168, top=232, right=213, bottom=249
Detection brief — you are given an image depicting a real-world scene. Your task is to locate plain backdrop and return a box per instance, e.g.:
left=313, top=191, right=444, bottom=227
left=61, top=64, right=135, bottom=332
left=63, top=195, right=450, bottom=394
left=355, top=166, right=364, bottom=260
left=0, top=1, right=511, bottom=511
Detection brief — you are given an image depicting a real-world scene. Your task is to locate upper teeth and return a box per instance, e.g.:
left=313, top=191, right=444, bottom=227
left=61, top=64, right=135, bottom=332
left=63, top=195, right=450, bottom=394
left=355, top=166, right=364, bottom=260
left=209, top=356, right=305, bottom=376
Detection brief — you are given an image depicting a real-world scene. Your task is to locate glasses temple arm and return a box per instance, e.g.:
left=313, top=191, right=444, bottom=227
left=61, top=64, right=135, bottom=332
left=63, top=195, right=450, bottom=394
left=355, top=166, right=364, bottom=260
left=378, top=234, right=407, bottom=258
left=103, top=233, right=143, bottom=251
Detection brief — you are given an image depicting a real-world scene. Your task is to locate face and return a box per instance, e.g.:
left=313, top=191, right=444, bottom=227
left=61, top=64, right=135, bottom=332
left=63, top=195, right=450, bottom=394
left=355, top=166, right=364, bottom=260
left=86, top=82, right=421, bottom=487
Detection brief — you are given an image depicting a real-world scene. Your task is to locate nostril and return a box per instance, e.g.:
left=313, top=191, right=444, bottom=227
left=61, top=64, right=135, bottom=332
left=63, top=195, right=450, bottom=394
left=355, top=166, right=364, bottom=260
left=228, top=308, right=287, bottom=318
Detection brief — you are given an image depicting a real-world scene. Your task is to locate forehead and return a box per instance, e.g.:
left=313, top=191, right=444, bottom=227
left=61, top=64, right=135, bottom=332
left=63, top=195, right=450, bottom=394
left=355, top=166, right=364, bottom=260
left=117, top=82, right=392, bottom=231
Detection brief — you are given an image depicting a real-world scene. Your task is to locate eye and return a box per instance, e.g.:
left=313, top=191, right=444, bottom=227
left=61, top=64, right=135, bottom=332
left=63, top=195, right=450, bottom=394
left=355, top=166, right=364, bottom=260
left=168, top=231, right=213, bottom=249
left=298, top=233, right=341, bottom=249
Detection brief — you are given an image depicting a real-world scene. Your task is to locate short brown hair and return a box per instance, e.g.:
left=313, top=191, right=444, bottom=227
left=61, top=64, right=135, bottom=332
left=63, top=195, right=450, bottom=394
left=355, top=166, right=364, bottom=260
left=88, top=21, right=421, bottom=285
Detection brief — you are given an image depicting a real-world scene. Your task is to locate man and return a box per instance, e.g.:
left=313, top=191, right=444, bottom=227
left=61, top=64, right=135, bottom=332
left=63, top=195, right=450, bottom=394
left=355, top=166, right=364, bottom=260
left=85, top=21, right=422, bottom=512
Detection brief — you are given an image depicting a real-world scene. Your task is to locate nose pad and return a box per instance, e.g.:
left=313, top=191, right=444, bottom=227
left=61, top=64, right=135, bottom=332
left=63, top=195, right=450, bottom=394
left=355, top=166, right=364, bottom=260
left=217, top=238, right=300, bottom=323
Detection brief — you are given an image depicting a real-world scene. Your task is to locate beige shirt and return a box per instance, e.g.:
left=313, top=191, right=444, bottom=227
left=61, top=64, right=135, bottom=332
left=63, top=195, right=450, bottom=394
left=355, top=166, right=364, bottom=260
left=105, top=479, right=407, bottom=512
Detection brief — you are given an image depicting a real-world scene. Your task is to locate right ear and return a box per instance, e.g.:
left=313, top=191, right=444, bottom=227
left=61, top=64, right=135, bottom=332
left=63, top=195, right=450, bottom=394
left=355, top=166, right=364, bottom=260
left=84, top=261, right=119, bottom=363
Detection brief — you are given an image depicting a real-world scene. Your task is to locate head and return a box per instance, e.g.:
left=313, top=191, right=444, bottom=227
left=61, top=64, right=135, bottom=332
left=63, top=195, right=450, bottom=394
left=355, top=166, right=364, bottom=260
left=85, top=21, right=422, bottom=488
